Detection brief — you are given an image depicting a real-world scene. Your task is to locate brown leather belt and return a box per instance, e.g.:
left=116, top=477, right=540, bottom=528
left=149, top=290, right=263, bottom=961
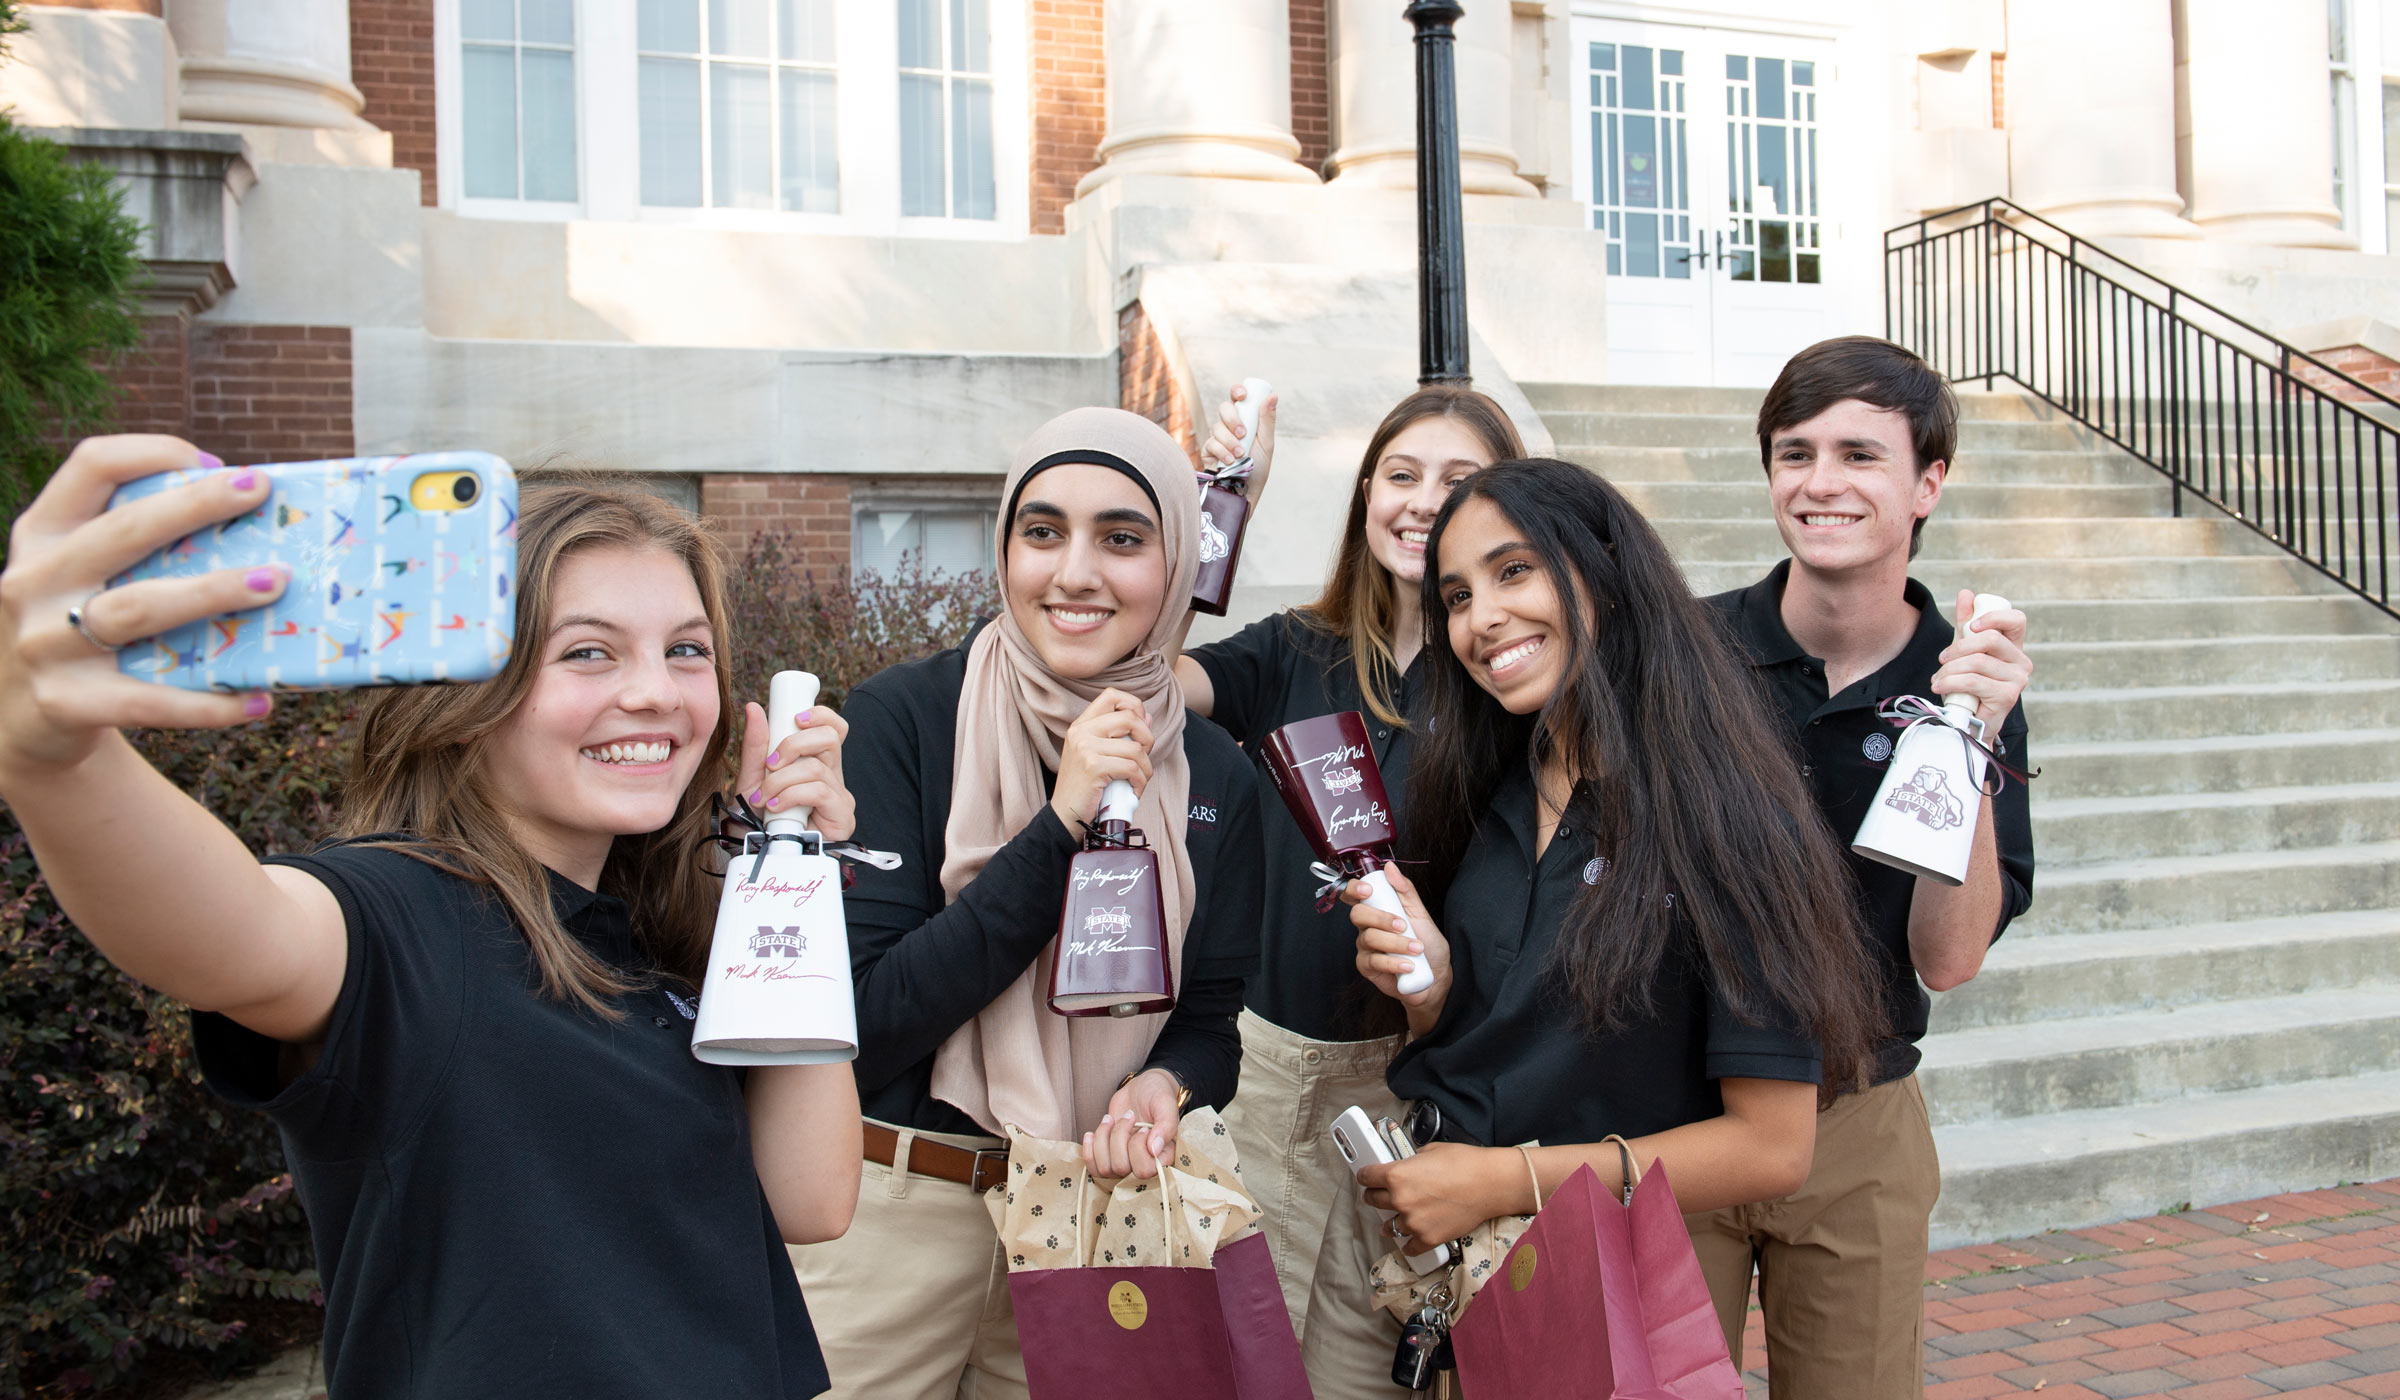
left=862, top=1120, right=1010, bottom=1193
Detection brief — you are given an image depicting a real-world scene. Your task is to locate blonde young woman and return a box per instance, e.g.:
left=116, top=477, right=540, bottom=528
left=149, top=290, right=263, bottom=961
left=789, top=408, right=1265, bottom=1400
left=0, top=440, right=862, bottom=1398
left=1168, top=385, right=1523, bottom=1395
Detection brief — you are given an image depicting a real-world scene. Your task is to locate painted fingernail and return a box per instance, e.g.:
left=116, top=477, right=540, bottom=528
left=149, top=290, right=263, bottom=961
left=764, top=795, right=779, bottom=810
left=1100, top=1114, right=1112, bottom=1126
left=245, top=567, right=281, bottom=592
left=196, top=451, right=224, bottom=471
left=765, top=751, right=781, bottom=767
left=230, top=470, right=257, bottom=491
left=748, top=788, right=763, bottom=804
left=244, top=693, right=271, bottom=717
left=797, top=707, right=813, bottom=724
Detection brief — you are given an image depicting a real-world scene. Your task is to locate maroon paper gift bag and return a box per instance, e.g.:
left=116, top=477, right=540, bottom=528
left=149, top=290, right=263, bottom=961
left=1013, top=1231, right=1312, bottom=1400
left=1450, top=1161, right=1742, bottom=1400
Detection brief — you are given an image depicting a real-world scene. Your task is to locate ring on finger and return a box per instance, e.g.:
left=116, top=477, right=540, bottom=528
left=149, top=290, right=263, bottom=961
left=66, top=592, right=122, bottom=653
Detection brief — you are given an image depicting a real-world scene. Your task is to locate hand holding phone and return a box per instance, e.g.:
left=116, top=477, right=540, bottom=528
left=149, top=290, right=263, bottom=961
left=1330, top=1105, right=1454, bottom=1274
left=107, top=452, right=518, bottom=693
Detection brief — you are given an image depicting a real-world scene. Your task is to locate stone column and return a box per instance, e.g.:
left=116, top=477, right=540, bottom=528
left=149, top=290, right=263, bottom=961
left=1077, top=0, right=1317, bottom=191
left=1328, top=0, right=1535, bottom=195
left=170, top=0, right=371, bottom=131
left=2005, top=0, right=2196, bottom=238
left=2181, top=0, right=2351, bottom=247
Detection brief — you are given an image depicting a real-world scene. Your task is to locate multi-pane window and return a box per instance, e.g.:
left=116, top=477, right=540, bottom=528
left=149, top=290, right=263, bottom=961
left=853, top=505, right=994, bottom=578
left=1724, top=54, right=1821, bottom=284
left=462, top=0, right=578, bottom=201
left=1588, top=43, right=1692, bottom=279
left=898, top=0, right=995, bottom=220
left=637, top=0, right=841, bottom=212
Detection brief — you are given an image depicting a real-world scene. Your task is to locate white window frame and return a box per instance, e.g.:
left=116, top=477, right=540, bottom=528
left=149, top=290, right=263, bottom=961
left=440, top=0, right=589, bottom=218
left=435, top=0, right=1029, bottom=237
left=849, top=479, right=1004, bottom=581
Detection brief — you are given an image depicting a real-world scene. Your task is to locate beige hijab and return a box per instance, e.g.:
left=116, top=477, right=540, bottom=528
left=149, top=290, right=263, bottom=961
left=931, top=407, right=1203, bottom=1141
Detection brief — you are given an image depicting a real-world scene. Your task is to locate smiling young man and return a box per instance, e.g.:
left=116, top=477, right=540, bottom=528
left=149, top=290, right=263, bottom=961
left=1693, top=336, right=2036, bottom=1400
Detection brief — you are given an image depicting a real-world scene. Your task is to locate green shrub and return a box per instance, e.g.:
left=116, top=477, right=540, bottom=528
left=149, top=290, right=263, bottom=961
left=0, top=50, right=147, bottom=530
left=0, top=531, right=990, bottom=1394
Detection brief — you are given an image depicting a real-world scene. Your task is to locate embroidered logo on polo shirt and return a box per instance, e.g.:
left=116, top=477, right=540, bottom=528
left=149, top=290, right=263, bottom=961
left=663, top=988, right=698, bottom=1020
left=1187, top=795, right=1218, bottom=825
left=1862, top=732, right=1894, bottom=763
left=1583, top=857, right=1608, bottom=886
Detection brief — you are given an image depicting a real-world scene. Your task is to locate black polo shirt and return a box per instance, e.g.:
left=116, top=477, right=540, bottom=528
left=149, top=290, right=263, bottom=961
left=1190, top=610, right=1425, bottom=1042
left=193, top=842, right=829, bottom=1399
left=1386, top=773, right=1823, bottom=1149
left=1707, top=560, right=2036, bottom=1084
left=840, top=624, right=1263, bottom=1136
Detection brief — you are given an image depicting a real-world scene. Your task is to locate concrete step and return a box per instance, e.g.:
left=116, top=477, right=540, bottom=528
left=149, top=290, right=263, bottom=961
left=1652, top=515, right=2277, bottom=562
left=1675, top=554, right=2349, bottom=600
left=1928, top=1066, right=2400, bottom=1247
left=1564, top=444, right=2159, bottom=486
left=1541, top=410, right=2098, bottom=452
left=2025, top=681, right=2400, bottom=744
left=1930, top=909, right=2400, bottom=1031
left=2026, top=634, right=2400, bottom=688
left=2016, top=839, right=2400, bottom=935
left=1612, top=479, right=2173, bottom=521
left=2030, top=729, right=2400, bottom=799
left=2022, top=595, right=2400, bottom=643
left=1919, top=984, right=2400, bottom=1127
left=2032, top=781, right=2400, bottom=864
left=1522, top=383, right=2065, bottom=422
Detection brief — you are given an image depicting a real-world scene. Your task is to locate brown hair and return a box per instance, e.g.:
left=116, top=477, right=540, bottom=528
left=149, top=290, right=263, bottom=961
left=1756, top=335, right=1958, bottom=559
left=1302, top=387, right=1525, bottom=725
left=337, top=473, right=737, bottom=1017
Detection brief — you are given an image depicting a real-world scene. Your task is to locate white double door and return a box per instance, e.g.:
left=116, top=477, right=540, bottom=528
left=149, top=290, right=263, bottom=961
left=1572, top=18, right=1842, bottom=386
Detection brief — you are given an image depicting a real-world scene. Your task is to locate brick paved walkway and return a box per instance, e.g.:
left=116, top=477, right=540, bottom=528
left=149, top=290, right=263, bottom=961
left=1733, top=1178, right=2400, bottom=1399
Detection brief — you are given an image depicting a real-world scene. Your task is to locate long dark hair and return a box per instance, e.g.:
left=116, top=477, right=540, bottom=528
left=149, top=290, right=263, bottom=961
left=1405, top=459, right=1882, bottom=1092
left=1302, top=387, right=1524, bottom=726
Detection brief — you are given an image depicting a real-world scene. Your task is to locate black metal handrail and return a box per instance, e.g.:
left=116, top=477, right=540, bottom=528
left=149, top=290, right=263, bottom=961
left=1885, top=197, right=2396, bottom=618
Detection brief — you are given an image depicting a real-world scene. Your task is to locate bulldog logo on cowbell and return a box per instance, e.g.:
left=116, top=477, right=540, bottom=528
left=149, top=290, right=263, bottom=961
left=750, top=925, right=808, bottom=959
left=1321, top=764, right=1364, bottom=795
left=1881, top=765, right=1967, bottom=831
left=1083, top=906, right=1133, bottom=938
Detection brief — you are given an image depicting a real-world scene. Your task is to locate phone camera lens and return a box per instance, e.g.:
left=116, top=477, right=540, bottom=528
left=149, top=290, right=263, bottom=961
left=452, top=474, right=480, bottom=504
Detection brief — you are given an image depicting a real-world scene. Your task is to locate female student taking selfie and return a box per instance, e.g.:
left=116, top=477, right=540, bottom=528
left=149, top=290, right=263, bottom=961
left=1332, top=459, right=1884, bottom=1390
left=0, top=439, right=861, bottom=1398
left=790, top=407, right=1264, bottom=1400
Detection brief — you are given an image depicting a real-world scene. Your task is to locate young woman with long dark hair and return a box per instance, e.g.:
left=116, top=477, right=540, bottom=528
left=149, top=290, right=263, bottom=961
left=789, top=407, right=1264, bottom=1400
left=1166, top=386, right=1522, bottom=1393
left=1328, top=458, right=1884, bottom=1390
left=0, top=440, right=863, bottom=1397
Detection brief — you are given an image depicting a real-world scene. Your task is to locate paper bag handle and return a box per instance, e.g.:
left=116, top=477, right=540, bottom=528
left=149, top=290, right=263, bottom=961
left=1600, top=1133, right=1640, bottom=1206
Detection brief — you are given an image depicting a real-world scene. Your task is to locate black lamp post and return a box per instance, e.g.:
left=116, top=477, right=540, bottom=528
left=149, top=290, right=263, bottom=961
left=1407, top=0, right=1471, bottom=386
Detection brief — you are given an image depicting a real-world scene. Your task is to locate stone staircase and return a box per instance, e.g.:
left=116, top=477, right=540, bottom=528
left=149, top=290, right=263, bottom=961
left=1523, top=382, right=2400, bottom=1248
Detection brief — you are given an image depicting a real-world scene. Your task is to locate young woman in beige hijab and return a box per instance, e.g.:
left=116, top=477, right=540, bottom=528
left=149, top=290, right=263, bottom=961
left=788, top=407, right=1266, bottom=1400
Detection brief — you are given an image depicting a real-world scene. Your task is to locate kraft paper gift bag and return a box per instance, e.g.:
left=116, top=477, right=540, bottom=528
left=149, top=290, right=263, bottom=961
left=992, top=1108, right=1313, bottom=1400
left=1449, top=1160, right=1741, bottom=1400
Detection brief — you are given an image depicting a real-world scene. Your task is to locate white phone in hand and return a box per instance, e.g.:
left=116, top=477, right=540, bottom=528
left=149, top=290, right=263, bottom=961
left=1330, top=1105, right=1454, bottom=1274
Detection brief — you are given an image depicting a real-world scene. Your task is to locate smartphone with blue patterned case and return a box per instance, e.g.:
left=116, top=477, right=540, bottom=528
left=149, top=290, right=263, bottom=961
left=108, top=452, right=518, bottom=692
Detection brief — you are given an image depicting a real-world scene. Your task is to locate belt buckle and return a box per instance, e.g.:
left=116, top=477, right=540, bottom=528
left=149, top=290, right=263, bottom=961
left=969, top=1146, right=1009, bottom=1193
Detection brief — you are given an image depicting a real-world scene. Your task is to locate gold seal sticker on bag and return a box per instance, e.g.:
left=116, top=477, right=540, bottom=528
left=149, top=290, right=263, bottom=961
left=1508, top=1243, right=1538, bottom=1293
left=1107, top=1280, right=1149, bottom=1330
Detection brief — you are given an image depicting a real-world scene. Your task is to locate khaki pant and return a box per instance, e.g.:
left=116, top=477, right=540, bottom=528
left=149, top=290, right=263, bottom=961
left=1686, top=1074, right=1941, bottom=1400
left=1221, top=1009, right=1412, bottom=1400
left=788, top=1122, right=1027, bottom=1400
